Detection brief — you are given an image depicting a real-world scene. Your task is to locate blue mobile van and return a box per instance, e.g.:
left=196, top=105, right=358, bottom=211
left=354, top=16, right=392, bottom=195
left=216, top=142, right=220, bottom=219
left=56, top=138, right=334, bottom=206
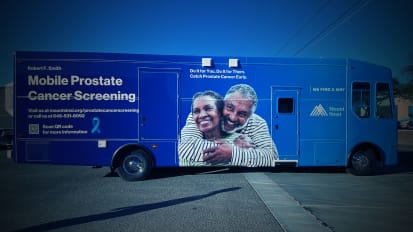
left=14, top=51, right=398, bottom=180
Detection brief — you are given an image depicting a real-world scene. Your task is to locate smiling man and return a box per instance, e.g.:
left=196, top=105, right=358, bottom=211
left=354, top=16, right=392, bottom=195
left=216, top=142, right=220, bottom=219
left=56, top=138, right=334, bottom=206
left=179, top=84, right=279, bottom=167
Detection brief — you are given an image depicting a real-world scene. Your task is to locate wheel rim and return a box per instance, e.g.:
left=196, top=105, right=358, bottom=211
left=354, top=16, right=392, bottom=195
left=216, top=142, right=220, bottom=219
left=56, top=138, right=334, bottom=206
left=122, top=153, right=145, bottom=175
left=351, top=151, right=370, bottom=171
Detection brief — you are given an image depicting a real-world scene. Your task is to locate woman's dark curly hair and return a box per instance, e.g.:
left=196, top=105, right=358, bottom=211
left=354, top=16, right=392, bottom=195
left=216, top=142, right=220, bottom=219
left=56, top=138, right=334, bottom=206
left=191, top=90, right=224, bottom=114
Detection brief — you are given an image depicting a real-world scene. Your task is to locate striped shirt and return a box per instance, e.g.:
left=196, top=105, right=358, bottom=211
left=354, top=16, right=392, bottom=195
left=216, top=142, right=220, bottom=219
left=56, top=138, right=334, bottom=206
left=178, top=113, right=279, bottom=167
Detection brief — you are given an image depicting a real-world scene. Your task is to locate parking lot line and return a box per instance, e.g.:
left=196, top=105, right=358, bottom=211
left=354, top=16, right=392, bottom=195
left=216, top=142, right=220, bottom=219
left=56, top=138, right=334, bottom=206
left=244, top=172, right=331, bottom=232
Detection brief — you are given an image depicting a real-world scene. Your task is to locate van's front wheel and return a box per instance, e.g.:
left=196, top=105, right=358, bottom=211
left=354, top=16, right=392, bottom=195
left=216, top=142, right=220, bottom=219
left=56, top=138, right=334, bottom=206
left=347, top=148, right=377, bottom=176
left=117, top=150, right=153, bottom=181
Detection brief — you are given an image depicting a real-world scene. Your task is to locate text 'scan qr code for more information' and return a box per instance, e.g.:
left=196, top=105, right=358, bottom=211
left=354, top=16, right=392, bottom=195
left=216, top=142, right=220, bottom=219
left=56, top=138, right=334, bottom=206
left=29, top=124, right=40, bottom=134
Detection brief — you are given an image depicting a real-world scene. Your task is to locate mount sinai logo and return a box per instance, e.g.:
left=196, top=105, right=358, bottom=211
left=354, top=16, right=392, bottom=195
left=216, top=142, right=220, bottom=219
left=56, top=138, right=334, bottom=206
left=310, top=104, right=328, bottom=117
left=309, top=104, right=345, bottom=117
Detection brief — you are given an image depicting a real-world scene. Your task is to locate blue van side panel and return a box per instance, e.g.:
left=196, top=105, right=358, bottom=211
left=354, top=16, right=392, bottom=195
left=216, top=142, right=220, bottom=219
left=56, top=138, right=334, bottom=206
left=14, top=52, right=396, bottom=168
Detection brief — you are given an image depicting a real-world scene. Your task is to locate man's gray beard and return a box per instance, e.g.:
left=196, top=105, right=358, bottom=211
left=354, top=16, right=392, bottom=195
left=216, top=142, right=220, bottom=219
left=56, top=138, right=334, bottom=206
left=221, top=118, right=249, bottom=134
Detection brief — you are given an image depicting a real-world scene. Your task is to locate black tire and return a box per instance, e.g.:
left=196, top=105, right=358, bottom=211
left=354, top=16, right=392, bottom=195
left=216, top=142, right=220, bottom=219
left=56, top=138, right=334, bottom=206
left=347, top=148, right=377, bottom=176
left=116, top=150, right=153, bottom=181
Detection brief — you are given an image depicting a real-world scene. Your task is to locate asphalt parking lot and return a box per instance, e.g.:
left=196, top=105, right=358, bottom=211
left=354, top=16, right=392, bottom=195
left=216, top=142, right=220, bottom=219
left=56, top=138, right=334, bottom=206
left=0, top=130, right=411, bottom=232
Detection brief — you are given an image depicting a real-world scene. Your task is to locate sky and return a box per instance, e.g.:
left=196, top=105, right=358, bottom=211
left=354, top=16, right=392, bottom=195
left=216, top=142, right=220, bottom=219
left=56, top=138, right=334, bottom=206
left=1, top=0, right=412, bottom=86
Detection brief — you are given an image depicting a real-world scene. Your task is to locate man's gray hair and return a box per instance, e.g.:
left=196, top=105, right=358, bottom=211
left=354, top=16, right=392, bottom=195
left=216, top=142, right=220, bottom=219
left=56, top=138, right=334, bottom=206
left=225, top=84, right=258, bottom=112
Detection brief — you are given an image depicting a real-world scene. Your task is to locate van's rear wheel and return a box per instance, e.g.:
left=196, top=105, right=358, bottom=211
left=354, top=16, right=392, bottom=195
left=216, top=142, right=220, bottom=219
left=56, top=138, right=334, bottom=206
left=347, top=148, right=376, bottom=176
left=117, top=150, right=153, bottom=181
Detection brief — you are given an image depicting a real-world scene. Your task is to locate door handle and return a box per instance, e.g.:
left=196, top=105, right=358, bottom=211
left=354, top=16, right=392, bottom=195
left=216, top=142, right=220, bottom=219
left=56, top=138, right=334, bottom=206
left=140, top=116, right=146, bottom=126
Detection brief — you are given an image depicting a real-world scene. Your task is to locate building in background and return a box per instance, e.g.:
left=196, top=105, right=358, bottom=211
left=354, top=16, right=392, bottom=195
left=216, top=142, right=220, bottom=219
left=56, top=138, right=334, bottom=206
left=395, top=97, right=413, bottom=126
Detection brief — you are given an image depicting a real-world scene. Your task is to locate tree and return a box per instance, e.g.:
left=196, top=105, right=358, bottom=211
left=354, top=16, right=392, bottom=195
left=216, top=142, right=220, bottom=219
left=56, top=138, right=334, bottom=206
left=403, top=65, right=413, bottom=80
left=393, top=78, right=401, bottom=97
left=399, top=84, right=413, bottom=100
left=395, top=64, right=413, bottom=101
left=403, top=56, right=413, bottom=80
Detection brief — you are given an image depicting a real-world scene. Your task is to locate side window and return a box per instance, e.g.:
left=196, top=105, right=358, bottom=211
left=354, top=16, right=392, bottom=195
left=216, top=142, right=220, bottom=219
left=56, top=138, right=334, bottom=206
left=376, top=83, right=392, bottom=119
left=352, top=82, right=370, bottom=118
left=278, top=98, right=294, bottom=113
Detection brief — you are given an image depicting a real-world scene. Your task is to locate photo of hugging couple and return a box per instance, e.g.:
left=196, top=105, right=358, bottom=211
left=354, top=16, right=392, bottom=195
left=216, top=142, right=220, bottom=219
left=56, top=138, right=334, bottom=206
left=178, top=84, right=279, bottom=167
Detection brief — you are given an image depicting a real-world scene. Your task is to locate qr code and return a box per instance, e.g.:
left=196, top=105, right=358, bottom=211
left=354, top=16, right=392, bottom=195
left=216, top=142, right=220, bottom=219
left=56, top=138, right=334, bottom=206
left=29, top=124, right=40, bottom=135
